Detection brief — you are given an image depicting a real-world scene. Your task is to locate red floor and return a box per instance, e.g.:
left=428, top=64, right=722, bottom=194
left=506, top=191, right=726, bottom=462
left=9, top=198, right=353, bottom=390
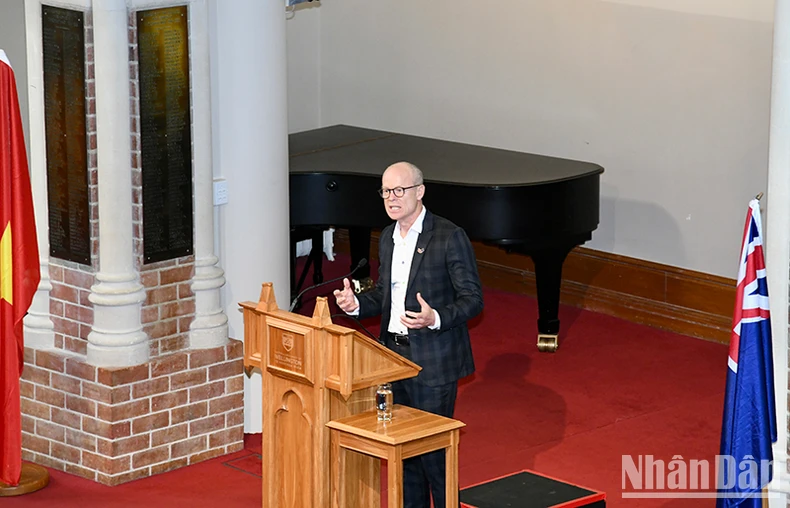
left=2, top=262, right=727, bottom=507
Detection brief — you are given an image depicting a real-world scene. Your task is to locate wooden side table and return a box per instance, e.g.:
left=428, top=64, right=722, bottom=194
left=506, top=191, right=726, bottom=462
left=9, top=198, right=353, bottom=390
left=326, top=404, right=465, bottom=508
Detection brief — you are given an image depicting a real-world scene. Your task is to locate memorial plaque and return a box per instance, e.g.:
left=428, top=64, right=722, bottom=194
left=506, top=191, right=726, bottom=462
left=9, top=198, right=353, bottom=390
left=137, top=6, right=193, bottom=263
left=42, top=6, right=90, bottom=265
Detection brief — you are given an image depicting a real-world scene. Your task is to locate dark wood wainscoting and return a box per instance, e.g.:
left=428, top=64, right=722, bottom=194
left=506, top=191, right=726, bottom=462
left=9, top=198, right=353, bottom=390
left=332, top=229, right=735, bottom=344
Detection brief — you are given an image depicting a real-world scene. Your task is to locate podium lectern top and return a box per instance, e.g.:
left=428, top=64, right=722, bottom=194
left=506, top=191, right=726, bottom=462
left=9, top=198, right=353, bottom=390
left=240, top=282, right=421, bottom=398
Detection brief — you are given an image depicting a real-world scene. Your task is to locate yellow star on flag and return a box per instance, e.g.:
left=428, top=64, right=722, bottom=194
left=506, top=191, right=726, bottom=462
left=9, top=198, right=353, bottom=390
left=0, top=222, right=11, bottom=304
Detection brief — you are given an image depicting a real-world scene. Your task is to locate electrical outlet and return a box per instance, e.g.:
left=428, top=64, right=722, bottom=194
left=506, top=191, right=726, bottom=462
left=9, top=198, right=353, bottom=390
left=213, top=179, right=228, bottom=205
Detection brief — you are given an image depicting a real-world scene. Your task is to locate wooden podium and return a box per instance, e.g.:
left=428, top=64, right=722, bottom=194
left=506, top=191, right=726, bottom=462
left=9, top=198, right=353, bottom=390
left=240, top=283, right=421, bottom=508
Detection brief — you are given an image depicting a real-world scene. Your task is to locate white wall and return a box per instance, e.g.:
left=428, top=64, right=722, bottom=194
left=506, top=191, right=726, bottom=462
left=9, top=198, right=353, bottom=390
left=210, top=0, right=290, bottom=338
left=0, top=1, right=29, bottom=144
left=285, top=0, right=774, bottom=277
left=286, top=3, right=321, bottom=132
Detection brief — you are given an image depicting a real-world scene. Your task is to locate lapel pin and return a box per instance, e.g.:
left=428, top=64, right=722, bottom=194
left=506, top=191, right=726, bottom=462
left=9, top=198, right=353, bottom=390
left=417, top=247, right=425, bottom=254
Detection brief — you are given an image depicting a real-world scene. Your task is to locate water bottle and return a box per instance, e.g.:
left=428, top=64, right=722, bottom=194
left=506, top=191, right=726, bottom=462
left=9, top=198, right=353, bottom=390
left=376, top=383, right=393, bottom=421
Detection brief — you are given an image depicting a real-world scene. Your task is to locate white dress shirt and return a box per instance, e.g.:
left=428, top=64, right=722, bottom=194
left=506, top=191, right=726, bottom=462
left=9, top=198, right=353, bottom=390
left=350, top=206, right=441, bottom=332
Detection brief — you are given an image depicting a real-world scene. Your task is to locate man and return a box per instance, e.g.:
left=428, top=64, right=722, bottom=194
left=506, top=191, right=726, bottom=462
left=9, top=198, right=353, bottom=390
left=334, top=161, right=484, bottom=508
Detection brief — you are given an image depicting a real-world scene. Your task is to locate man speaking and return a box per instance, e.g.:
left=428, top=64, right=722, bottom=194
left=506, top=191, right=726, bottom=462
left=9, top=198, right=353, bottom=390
left=334, top=161, right=484, bottom=508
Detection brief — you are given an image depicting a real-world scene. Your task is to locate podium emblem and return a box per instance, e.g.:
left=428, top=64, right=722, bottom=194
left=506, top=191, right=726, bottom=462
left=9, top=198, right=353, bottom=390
left=282, top=332, right=295, bottom=352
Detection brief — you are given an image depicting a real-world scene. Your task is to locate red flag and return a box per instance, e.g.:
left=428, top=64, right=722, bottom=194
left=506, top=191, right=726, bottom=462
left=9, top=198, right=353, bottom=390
left=0, top=50, right=40, bottom=486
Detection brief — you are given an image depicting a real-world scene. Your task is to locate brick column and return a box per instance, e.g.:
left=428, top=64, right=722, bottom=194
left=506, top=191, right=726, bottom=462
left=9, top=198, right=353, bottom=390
left=19, top=0, right=245, bottom=485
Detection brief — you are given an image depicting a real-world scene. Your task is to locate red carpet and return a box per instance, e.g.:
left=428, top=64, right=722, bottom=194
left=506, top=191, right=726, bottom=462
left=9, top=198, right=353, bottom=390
left=3, top=255, right=727, bottom=507
left=455, top=288, right=725, bottom=507
left=1, top=446, right=261, bottom=507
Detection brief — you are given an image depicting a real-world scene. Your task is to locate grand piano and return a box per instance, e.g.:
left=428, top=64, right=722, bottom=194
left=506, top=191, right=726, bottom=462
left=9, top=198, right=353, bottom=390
left=289, top=125, right=604, bottom=351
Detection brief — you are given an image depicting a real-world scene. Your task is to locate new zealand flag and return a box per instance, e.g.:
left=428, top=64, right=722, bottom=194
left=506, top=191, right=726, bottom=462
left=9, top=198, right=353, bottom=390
left=717, top=199, right=777, bottom=507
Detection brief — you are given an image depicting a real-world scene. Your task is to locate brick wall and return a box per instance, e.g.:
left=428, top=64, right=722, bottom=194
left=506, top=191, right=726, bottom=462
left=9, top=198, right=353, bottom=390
left=141, top=260, right=196, bottom=357
left=21, top=342, right=244, bottom=485
left=24, top=6, right=235, bottom=486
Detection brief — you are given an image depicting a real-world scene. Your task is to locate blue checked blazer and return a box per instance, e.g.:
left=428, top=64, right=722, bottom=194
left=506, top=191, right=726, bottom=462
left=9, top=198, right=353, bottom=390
left=357, top=210, right=484, bottom=386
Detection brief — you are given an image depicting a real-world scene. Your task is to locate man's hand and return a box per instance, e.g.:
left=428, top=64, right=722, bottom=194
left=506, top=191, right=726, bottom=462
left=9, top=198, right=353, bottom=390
left=401, top=292, right=435, bottom=329
left=333, top=278, right=359, bottom=313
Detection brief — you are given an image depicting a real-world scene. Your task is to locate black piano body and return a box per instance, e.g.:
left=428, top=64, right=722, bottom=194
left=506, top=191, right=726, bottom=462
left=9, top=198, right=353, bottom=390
left=289, top=125, right=604, bottom=350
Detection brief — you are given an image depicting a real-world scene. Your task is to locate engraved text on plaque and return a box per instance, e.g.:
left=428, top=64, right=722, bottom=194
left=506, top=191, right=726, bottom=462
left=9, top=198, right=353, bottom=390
left=42, top=6, right=90, bottom=265
left=137, top=6, right=194, bottom=263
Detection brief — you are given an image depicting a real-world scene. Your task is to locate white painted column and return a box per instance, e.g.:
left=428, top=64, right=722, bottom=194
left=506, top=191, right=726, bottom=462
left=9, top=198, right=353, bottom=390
left=210, top=0, right=290, bottom=433
left=188, top=0, right=228, bottom=349
left=766, top=0, right=790, bottom=504
left=22, top=0, right=54, bottom=349
left=87, top=0, right=147, bottom=367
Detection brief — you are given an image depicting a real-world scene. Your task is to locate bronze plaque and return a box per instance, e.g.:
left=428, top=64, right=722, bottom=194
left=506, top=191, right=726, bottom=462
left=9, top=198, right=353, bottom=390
left=42, top=6, right=90, bottom=265
left=137, top=6, right=193, bottom=263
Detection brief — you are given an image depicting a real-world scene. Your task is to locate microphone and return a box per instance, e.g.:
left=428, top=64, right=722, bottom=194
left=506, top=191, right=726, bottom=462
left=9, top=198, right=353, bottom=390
left=331, top=314, right=381, bottom=344
left=288, top=258, right=368, bottom=312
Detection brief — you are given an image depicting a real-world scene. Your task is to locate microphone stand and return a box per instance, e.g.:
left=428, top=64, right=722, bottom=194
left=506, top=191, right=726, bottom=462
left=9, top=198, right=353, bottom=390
left=288, top=259, right=368, bottom=313
left=330, top=314, right=381, bottom=344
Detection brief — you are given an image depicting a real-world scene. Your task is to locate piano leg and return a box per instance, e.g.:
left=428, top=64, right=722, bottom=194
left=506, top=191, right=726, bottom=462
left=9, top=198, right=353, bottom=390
left=310, top=229, right=324, bottom=284
left=348, top=227, right=374, bottom=292
left=291, top=228, right=325, bottom=305
left=527, top=244, right=576, bottom=353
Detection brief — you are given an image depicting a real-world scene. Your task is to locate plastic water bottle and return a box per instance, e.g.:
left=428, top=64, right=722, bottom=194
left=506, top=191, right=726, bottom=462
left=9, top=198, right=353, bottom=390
left=376, top=383, right=393, bottom=421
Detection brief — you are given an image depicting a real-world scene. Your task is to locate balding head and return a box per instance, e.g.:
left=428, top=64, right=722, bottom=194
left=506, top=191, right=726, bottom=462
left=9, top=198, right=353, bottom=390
left=384, top=161, right=423, bottom=186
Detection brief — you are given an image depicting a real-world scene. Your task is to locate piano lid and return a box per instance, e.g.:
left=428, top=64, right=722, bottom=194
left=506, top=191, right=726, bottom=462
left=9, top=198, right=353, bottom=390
left=289, top=125, right=603, bottom=187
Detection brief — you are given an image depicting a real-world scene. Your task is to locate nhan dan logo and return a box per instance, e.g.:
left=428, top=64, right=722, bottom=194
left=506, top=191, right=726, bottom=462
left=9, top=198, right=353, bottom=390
left=621, top=454, right=776, bottom=499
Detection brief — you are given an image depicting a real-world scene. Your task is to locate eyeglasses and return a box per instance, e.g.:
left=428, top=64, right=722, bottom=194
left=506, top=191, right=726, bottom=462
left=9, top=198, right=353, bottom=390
left=378, top=184, right=421, bottom=198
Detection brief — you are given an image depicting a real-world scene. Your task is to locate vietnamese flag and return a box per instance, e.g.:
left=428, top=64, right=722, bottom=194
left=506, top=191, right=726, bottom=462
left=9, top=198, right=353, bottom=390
left=0, top=49, right=40, bottom=486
